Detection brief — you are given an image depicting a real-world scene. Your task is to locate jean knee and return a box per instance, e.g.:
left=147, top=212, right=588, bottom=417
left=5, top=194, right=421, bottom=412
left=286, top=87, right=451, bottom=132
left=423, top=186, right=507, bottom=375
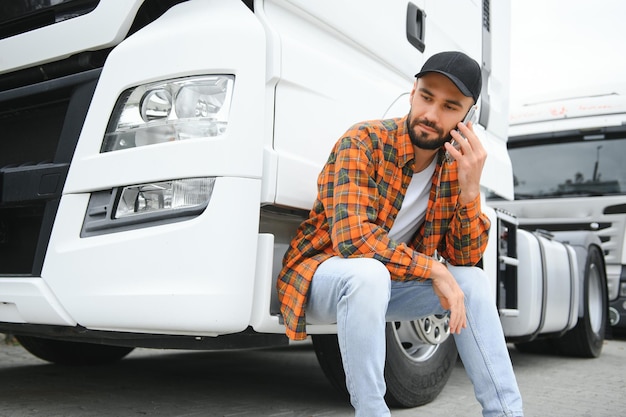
left=450, top=266, right=490, bottom=301
left=344, top=258, right=391, bottom=301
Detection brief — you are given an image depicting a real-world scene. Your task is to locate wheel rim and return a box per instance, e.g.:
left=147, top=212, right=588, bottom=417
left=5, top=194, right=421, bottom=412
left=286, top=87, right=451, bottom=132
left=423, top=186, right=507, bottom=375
left=587, top=263, right=604, bottom=334
left=391, top=314, right=451, bottom=362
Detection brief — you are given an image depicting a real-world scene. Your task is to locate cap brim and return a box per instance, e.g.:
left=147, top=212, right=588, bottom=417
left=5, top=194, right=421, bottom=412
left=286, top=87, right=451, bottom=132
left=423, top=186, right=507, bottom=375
left=414, top=70, right=473, bottom=99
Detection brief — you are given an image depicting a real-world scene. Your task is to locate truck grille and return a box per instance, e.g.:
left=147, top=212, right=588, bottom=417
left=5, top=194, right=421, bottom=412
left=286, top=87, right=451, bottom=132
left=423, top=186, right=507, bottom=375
left=0, top=69, right=100, bottom=275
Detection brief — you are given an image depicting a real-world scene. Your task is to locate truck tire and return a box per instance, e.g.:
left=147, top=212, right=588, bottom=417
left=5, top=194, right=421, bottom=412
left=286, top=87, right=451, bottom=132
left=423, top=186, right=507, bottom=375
left=312, top=317, right=457, bottom=408
left=384, top=320, right=457, bottom=407
left=15, top=335, right=134, bottom=366
left=555, top=245, right=607, bottom=358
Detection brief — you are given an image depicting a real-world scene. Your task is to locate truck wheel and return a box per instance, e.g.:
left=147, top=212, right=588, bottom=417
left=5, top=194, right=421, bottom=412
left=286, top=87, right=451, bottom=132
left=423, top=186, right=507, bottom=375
left=15, top=335, right=134, bottom=365
left=555, top=245, right=607, bottom=358
left=384, top=318, right=457, bottom=407
left=312, top=315, right=457, bottom=408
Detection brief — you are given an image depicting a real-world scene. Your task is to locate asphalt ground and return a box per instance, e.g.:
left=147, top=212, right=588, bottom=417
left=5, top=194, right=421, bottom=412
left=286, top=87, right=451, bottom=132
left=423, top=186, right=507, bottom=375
left=0, top=333, right=625, bottom=416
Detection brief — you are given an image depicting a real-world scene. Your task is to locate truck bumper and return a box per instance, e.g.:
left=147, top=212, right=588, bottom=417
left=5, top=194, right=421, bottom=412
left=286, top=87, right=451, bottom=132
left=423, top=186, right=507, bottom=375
left=1, top=177, right=263, bottom=337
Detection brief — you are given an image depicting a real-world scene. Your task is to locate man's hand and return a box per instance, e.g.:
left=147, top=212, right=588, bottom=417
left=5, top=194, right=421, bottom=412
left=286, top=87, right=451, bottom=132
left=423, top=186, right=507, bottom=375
left=430, top=261, right=467, bottom=334
left=443, top=121, right=487, bottom=206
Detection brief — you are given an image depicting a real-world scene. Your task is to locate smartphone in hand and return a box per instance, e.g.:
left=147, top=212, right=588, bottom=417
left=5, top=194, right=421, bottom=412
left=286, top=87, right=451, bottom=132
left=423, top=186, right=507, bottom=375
left=446, top=105, right=477, bottom=163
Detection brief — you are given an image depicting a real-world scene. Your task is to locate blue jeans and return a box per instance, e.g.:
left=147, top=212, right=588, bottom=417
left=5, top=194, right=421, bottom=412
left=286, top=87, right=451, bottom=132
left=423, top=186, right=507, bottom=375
left=306, top=257, right=523, bottom=417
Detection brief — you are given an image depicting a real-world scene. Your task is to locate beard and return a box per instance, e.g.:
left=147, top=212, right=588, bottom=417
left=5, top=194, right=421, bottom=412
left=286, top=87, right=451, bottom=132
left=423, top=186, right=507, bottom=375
left=407, top=110, right=452, bottom=150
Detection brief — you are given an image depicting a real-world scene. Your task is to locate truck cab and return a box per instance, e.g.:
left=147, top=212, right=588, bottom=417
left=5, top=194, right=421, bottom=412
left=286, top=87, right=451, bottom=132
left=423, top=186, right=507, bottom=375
left=0, top=0, right=607, bottom=409
left=493, top=93, right=626, bottom=329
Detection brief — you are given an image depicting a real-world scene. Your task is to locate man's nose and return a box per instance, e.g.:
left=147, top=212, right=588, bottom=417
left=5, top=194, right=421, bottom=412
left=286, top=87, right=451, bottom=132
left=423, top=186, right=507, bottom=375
left=422, top=105, right=440, bottom=124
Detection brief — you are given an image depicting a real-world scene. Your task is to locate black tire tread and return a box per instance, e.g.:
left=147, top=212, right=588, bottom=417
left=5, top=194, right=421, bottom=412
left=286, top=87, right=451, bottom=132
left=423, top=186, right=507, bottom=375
left=555, top=246, right=607, bottom=358
left=16, top=335, right=134, bottom=366
left=312, top=322, right=457, bottom=408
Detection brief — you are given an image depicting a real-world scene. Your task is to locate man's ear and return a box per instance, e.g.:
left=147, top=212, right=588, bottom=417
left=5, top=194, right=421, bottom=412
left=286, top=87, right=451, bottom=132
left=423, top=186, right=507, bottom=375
left=409, top=79, right=418, bottom=102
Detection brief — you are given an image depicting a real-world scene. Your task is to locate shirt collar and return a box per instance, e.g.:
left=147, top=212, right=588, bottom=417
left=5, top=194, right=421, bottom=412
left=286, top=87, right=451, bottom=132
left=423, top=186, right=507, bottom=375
left=397, top=115, right=415, bottom=168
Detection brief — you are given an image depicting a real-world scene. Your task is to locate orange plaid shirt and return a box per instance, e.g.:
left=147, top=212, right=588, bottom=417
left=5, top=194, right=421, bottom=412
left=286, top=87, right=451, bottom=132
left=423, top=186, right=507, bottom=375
left=277, top=115, right=491, bottom=340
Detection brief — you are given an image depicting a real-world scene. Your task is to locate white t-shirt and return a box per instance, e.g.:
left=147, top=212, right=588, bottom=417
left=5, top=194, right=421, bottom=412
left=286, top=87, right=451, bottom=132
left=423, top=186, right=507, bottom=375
left=388, top=157, right=437, bottom=244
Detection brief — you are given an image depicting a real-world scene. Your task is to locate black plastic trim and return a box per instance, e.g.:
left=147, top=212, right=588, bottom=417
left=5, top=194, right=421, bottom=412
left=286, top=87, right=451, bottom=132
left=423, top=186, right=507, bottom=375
left=406, top=3, right=426, bottom=52
left=0, top=323, right=288, bottom=350
left=520, top=222, right=612, bottom=233
left=1, top=163, right=69, bottom=203
left=604, top=203, right=626, bottom=215
left=479, top=0, right=491, bottom=128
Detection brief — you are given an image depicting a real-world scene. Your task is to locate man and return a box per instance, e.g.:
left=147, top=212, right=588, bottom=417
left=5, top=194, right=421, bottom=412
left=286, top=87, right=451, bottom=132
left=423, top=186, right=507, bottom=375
left=277, top=51, right=523, bottom=417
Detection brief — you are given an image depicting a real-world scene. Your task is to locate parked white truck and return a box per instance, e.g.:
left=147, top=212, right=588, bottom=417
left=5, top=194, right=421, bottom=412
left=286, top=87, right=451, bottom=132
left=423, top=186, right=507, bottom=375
left=493, top=92, right=626, bottom=331
left=0, top=0, right=608, bottom=408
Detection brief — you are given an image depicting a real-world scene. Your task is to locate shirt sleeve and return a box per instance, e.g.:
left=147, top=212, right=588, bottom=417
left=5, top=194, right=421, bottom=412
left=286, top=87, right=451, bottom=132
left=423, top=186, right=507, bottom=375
left=441, top=193, right=491, bottom=265
left=325, top=135, right=434, bottom=281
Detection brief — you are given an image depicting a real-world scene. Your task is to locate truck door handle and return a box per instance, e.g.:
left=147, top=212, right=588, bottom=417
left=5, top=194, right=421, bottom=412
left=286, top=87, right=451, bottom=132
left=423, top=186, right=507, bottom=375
left=406, top=3, right=425, bottom=52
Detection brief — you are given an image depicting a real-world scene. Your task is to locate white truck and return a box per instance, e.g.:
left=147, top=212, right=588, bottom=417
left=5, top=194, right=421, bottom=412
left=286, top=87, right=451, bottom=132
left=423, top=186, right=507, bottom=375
left=493, top=93, right=626, bottom=331
left=0, top=0, right=608, bottom=408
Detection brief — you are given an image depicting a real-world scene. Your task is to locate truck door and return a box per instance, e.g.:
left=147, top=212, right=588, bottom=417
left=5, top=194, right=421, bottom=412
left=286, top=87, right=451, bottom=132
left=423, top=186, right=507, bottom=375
left=262, top=0, right=425, bottom=210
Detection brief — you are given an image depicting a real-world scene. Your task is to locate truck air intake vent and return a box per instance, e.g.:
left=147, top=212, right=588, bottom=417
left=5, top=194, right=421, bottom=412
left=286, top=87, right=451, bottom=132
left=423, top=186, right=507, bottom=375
left=0, top=69, right=99, bottom=276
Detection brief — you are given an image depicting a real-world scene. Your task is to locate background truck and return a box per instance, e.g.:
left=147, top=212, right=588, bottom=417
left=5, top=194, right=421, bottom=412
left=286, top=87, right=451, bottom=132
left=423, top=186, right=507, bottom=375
left=0, top=0, right=608, bottom=409
left=492, top=92, right=626, bottom=331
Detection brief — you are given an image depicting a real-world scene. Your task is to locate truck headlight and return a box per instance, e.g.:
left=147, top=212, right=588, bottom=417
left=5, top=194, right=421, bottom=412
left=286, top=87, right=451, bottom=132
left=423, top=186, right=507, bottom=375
left=101, top=75, right=234, bottom=152
left=115, top=178, right=215, bottom=219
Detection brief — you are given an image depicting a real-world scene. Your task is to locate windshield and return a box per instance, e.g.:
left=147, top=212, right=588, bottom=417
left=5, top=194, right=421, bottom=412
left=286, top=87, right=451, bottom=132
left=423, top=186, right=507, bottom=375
left=0, top=0, right=99, bottom=39
left=507, top=136, right=626, bottom=199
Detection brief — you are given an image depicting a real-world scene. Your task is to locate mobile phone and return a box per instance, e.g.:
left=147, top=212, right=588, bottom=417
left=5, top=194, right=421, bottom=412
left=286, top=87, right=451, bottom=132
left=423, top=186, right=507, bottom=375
left=446, top=105, right=477, bottom=162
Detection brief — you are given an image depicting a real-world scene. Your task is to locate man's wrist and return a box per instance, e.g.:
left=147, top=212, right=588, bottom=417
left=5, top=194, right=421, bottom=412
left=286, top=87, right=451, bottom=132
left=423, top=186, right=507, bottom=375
left=429, top=254, right=447, bottom=281
left=458, top=189, right=479, bottom=206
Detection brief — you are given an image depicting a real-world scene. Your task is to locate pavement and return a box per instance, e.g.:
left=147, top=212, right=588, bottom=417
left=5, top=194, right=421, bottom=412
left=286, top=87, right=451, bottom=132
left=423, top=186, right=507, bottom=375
left=0, top=333, right=625, bottom=416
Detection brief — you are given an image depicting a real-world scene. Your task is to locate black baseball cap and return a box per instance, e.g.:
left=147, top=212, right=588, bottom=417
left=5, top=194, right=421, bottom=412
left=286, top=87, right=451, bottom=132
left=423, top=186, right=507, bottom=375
left=414, top=51, right=482, bottom=103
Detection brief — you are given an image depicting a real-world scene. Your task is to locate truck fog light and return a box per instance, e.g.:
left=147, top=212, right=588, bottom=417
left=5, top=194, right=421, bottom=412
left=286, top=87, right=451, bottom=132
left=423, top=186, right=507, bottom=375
left=115, top=178, right=215, bottom=219
left=620, top=282, right=626, bottom=298
left=102, top=75, right=234, bottom=152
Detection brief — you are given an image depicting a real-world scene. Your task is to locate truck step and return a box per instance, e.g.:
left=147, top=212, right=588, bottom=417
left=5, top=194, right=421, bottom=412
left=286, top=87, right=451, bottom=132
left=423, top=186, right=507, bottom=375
left=499, top=309, right=520, bottom=317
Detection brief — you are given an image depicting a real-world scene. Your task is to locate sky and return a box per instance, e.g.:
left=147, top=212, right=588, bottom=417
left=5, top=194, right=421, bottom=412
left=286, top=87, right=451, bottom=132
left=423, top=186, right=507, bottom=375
left=509, top=0, right=626, bottom=106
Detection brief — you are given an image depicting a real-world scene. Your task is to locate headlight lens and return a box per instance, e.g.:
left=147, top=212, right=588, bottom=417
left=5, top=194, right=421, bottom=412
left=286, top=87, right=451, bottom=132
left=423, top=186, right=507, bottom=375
left=102, top=75, right=234, bottom=152
left=115, top=178, right=215, bottom=219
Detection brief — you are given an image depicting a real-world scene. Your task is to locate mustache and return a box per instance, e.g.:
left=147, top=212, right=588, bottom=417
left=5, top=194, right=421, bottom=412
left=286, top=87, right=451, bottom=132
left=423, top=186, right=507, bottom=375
left=411, top=118, right=444, bottom=136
